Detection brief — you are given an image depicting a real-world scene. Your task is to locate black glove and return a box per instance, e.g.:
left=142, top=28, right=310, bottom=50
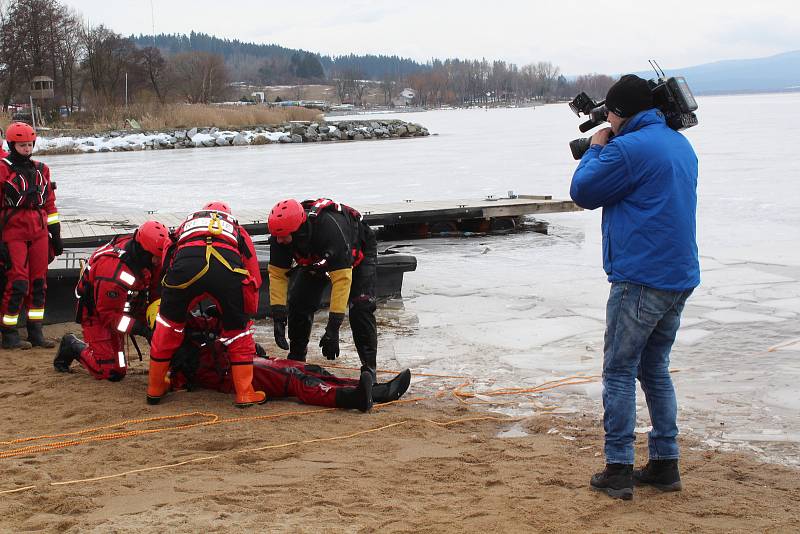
left=131, top=320, right=153, bottom=341
left=271, top=305, right=289, bottom=350
left=0, top=242, right=10, bottom=272
left=255, top=342, right=267, bottom=358
left=320, top=312, right=344, bottom=360
left=49, top=222, right=64, bottom=256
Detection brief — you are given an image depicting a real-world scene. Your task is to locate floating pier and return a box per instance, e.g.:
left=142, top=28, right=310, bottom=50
left=60, top=195, right=581, bottom=247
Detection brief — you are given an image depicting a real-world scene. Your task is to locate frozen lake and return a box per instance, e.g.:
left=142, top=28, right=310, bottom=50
left=45, top=93, right=800, bottom=464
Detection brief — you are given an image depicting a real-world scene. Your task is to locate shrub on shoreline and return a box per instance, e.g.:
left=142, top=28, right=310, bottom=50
left=4, top=103, right=322, bottom=133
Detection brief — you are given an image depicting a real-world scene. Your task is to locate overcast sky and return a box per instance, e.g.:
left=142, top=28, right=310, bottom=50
left=62, top=0, right=799, bottom=75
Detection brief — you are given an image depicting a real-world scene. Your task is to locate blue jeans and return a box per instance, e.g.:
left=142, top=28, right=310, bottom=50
left=602, top=282, right=693, bottom=465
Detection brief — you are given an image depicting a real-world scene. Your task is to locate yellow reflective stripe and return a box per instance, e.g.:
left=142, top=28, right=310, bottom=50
left=328, top=268, right=353, bottom=314
left=47, top=212, right=59, bottom=224
left=2, top=314, right=19, bottom=326
left=268, top=265, right=290, bottom=307
left=27, top=309, right=45, bottom=320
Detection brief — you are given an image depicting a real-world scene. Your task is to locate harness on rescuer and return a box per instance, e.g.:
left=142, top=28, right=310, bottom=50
left=74, top=236, right=143, bottom=323
left=298, top=198, right=366, bottom=268
left=1, top=158, right=49, bottom=209
left=162, top=209, right=251, bottom=289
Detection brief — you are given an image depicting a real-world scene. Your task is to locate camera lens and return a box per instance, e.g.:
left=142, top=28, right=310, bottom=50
left=569, top=137, right=592, bottom=160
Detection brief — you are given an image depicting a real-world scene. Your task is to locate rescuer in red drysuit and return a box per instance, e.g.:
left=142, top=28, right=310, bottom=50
left=168, top=304, right=411, bottom=412
left=53, top=221, right=170, bottom=380
left=146, top=201, right=266, bottom=408
left=0, top=122, right=62, bottom=350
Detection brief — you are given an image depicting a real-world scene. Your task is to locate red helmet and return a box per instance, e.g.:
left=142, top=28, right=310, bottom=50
left=268, top=199, right=307, bottom=237
left=135, top=220, right=170, bottom=257
left=6, top=122, right=36, bottom=143
left=203, top=201, right=231, bottom=214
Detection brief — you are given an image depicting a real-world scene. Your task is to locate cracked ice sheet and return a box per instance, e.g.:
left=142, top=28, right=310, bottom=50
left=452, top=316, right=603, bottom=351
left=702, top=310, right=787, bottom=324
left=700, top=267, right=795, bottom=287
left=759, top=297, right=800, bottom=313
left=675, top=328, right=713, bottom=346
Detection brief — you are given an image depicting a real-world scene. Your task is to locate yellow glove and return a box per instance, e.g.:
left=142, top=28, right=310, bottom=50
left=146, top=298, right=161, bottom=329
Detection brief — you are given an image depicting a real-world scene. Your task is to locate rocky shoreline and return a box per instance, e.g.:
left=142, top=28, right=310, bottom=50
left=33, top=119, right=430, bottom=155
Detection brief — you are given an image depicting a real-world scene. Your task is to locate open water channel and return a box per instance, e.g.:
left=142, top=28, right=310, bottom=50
left=44, top=93, right=800, bottom=465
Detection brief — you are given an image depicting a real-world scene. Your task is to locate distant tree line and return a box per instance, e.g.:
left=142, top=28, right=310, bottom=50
left=0, top=0, right=615, bottom=121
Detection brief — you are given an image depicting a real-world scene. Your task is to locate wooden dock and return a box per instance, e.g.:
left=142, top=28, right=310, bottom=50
left=60, top=195, right=581, bottom=248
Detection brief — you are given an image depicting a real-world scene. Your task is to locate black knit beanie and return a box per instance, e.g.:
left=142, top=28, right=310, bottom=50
left=605, top=74, right=653, bottom=118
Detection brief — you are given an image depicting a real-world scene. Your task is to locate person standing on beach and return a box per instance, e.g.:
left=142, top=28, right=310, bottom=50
left=267, top=198, right=379, bottom=388
left=0, top=122, right=62, bottom=349
left=569, top=75, right=699, bottom=500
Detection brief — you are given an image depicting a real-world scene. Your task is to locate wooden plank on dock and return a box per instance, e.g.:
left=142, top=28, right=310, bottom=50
left=61, top=195, right=582, bottom=248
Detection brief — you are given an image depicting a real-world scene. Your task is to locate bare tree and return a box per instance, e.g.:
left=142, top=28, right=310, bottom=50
left=81, top=24, right=137, bottom=106
left=136, top=46, right=168, bottom=104
left=170, top=51, right=229, bottom=103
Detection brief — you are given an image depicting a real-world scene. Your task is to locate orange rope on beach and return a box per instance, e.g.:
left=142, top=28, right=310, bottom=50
left=2, top=415, right=513, bottom=495
left=321, top=363, right=472, bottom=379
left=0, top=371, right=598, bottom=461
left=0, top=412, right=220, bottom=446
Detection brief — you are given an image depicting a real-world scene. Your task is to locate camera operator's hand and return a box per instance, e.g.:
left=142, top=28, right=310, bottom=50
left=590, top=127, right=612, bottom=147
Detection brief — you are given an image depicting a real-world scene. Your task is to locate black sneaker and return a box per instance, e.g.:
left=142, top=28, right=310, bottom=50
left=590, top=463, right=634, bottom=500
left=633, top=459, right=682, bottom=492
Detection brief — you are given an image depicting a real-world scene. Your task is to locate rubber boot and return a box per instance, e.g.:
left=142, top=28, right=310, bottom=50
left=27, top=322, right=55, bottom=348
left=53, top=333, right=86, bottom=372
left=372, top=369, right=411, bottom=403
left=146, top=360, right=171, bottom=405
left=231, top=365, right=267, bottom=408
left=335, top=371, right=374, bottom=413
left=590, top=464, right=634, bottom=500
left=287, top=340, right=307, bottom=362
left=2, top=327, right=32, bottom=350
left=633, top=459, right=682, bottom=492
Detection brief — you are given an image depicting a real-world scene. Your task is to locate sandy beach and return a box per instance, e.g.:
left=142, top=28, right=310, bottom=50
left=0, top=323, right=798, bottom=533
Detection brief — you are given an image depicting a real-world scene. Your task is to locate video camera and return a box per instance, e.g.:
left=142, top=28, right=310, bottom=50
left=568, top=62, right=699, bottom=159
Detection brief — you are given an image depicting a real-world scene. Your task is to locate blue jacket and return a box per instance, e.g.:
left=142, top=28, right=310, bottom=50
left=570, top=108, right=699, bottom=291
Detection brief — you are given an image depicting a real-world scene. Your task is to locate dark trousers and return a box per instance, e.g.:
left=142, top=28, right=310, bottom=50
left=287, top=255, right=378, bottom=373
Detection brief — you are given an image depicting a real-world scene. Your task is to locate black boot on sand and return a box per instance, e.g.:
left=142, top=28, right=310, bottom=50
left=633, top=459, right=682, bottom=492
left=590, top=463, right=634, bottom=500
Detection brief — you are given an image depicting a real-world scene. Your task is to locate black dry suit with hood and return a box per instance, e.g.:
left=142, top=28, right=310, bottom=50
left=268, top=199, right=378, bottom=379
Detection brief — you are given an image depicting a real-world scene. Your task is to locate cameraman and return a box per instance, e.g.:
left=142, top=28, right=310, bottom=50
left=569, top=74, right=699, bottom=500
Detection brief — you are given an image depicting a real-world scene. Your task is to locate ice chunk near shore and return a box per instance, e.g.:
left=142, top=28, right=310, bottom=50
left=703, top=310, right=786, bottom=324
